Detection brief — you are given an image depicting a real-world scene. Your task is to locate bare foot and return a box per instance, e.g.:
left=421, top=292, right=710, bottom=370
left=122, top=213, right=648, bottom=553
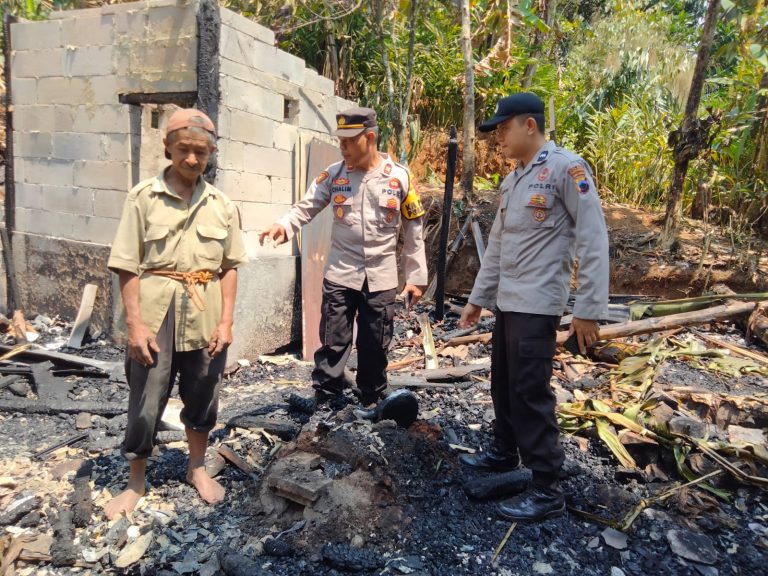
left=104, top=484, right=145, bottom=520
left=187, top=466, right=225, bottom=504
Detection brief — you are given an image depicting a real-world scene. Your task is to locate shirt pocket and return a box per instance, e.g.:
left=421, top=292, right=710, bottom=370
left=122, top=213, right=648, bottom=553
left=196, top=224, right=227, bottom=266
left=378, top=194, right=400, bottom=228
left=520, top=192, right=556, bottom=229
left=332, top=195, right=355, bottom=226
left=143, top=224, right=171, bottom=268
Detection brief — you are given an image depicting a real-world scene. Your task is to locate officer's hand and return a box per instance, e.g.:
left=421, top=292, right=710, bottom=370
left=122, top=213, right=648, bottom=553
left=127, top=322, right=160, bottom=366
left=570, top=318, right=600, bottom=355
left=258, top=224, right=287, bottom=246
left=459, top=303, right=483, bottom=329
left=208, top=322, right=233, bottom=358
left=399, top=285, right=423, bottom=309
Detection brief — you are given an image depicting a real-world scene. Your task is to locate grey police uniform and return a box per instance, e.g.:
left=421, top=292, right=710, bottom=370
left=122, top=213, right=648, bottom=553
left=469, top=139, right=609, bottom=483
left=278, top=152, right=428, bottom=403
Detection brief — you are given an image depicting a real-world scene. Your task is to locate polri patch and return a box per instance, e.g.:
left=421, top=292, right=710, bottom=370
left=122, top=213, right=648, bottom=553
left=533, top=208, right=548, bottom=222
left=538, top=168, right=550, bottom=182
left=389, top=178, right=401, bottom=189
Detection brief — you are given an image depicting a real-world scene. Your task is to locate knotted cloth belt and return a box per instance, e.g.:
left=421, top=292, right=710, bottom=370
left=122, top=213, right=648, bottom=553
left=148, top=269, right=215, bottom=311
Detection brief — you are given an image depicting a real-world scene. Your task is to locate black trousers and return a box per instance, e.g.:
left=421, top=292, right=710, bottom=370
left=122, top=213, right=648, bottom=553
left=122, top=299, right=226, bottom=461
left=491, top=311, right=564, bottom=483
left=312, top=278, right=396, bottom=403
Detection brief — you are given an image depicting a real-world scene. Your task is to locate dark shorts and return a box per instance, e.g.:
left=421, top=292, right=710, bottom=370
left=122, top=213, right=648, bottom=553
left=121, top=300, right=226, bottom=461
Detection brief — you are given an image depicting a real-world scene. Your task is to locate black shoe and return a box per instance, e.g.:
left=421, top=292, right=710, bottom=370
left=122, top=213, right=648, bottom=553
left=286, top=391, right=333, bottom=414
left=496, top=483, right=565, bottom=522
left=459, top=448, right=521, bottom=472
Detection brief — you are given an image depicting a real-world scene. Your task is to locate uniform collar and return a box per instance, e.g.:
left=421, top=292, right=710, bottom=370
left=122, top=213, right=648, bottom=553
left=349, top=152, right=389, bottom=178
left=153, top=168, right=211, bottom=204
left=515, top=140, right=555, bottom=176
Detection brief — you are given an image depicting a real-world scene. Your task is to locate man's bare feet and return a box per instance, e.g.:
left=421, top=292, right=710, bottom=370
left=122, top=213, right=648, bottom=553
left=187, top=466, right=225, bottom=504
left=104, top=483, right=146, bottom=520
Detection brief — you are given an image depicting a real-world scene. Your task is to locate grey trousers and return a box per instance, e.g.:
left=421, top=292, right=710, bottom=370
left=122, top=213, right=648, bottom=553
left=121, top=301, right=226, bottom=461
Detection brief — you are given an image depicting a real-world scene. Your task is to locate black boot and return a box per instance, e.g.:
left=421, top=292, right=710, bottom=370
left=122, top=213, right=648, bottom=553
left=286, top=390, right=334, bottom=414
left=496, top=481, right=565, bottom=522
left=459, top=446, right=521, bottom=472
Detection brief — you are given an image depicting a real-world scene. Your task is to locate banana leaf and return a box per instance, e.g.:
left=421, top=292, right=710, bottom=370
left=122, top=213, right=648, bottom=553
left=595, top=418, right=637, bottom=469
left=673, top=445, right=730, bottom=500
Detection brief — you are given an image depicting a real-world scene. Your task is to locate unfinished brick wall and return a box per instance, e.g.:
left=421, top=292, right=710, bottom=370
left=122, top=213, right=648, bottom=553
left=6, top=0, right=355, bottom=355
left=214, top=9, right=354, bottom=355
left=11, top=0, right=198, bottom=245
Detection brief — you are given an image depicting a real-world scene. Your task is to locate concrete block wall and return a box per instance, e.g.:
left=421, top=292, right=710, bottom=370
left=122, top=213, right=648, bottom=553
left=216, top=9, right=355, bottom=263
left=9, top=0, right=199, bottom=328
left=11, top=0, right=199, bottom=246
left=8, top=0, right=356, bottom=354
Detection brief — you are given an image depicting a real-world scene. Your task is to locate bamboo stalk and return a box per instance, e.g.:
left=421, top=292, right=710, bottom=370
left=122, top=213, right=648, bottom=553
left=557, top=300, right=768, bottom=344
left=690, top=329, right=768, bottom=365
left=491, top=522, right=517, bottom=566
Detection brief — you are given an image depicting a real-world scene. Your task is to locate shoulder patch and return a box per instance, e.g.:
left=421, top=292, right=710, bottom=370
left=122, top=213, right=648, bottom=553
left=400, top=176, right=425, bottom=220
left=315, top=171, right=330, bottom=184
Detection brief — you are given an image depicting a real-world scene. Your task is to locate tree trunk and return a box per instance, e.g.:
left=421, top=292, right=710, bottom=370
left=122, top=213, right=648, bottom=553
left=659, top=0, right=721, bottom=250
left=396, top=0, right=418, bottom=163
left=521, top=0, right=555, bottom=89
left=374, top=0, right=400, bottom=152
left=460, top=0, right=475, bottom=201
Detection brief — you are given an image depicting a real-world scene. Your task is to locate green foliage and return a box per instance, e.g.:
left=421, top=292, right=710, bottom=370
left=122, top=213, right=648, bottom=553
left=3, top=0, right=766, bottom=230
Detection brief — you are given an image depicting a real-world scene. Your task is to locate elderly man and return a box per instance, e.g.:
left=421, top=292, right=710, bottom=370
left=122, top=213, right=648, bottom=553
left=105, top=108, right=247, bottom=518
left=260, top=107, right=428, bottom=412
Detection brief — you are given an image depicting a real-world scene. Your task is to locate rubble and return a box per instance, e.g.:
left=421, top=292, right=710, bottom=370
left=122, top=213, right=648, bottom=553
left=0, top=300, right=765, bottom=574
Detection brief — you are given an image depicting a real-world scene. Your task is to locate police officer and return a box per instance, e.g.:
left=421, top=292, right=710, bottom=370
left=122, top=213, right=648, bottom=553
left=260, top=107, right=428, bottom=411
left=458, top=93, right=609, bottom=521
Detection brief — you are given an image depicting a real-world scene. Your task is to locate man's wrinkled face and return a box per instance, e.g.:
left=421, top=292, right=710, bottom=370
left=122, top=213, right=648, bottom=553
left=339, top=131, right=373, bottom=168
left=164, top=129, right=215, bottom=182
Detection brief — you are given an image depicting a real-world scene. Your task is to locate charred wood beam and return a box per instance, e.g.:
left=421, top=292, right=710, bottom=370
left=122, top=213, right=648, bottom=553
left=0, top=397, right=124, bottom=416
